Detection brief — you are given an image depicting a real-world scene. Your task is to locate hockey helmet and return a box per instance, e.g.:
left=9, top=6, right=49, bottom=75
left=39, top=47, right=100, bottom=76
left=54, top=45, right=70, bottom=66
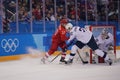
left=65, top=23, right=73, bottom=31
left=84, top=25, right=90, bottom=30
left=60, top=19, right=68, bottom=24
left=102, top=28, right=108, bottom=35
left=101, top=28, right=109, bottom=40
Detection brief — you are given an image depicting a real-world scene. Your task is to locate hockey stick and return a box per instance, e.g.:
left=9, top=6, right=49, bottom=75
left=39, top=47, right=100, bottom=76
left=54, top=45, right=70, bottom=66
left=49, top=52, right=61, bottom=63
left=76, top=49, right=88, bottom=64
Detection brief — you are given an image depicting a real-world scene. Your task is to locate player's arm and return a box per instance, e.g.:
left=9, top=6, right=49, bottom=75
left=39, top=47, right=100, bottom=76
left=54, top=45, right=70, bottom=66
left=68, top=32, right=75, bottom=42
left=105, top=33, right=114, bottom=47
left=60, top=29, right=69, bottom=41
left=108, top=33, right=114, bottom=41
left=95, top=35, right=104, bottom=45
left=67, top=31, right=76, bottom=47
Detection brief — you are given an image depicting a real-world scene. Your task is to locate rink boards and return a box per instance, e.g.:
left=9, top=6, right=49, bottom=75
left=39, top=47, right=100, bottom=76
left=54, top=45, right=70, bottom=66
left=0, top=33, right=52, bottom=61
left=0, top=33, right=120, bottom=62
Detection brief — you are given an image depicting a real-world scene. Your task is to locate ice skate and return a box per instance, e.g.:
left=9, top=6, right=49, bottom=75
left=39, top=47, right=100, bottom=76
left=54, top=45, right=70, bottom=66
left=41, top=55, right=48, bottom=64
left=82, top=61, right=88, bottom=64
left=59, top=57, right=66, bottom=64
left=65, top=59, right=73, bottom=64
left=41, top=57, right=46, bottom=64
left=105, top=59, right=112, bottom=66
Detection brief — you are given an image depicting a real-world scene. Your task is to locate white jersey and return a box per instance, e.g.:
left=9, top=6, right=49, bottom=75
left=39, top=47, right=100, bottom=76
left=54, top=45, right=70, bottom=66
left=104, top=33, right=113, bottom=45
left=68, top=26, right=93, bottom=44
left=96, top=32, right=113, bottom=52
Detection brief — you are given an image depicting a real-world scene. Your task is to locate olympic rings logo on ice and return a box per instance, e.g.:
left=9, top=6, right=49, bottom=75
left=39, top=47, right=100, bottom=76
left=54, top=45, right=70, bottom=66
left=1, top=38, right=19, bottom=52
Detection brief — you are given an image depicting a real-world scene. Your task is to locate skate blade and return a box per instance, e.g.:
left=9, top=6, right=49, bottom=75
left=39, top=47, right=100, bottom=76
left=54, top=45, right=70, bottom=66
left=41, top=58, right=46, bottom=64
left=59, top=62, right=65, bottom=64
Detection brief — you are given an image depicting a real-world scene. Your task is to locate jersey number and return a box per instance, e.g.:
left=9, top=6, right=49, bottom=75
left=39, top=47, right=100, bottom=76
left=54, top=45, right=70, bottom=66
left=79, top=28, right=86, bottom=32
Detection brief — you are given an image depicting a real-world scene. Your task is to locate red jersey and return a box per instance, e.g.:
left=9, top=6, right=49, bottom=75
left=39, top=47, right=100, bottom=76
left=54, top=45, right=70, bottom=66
left=52, top=25, right=69, bottom=42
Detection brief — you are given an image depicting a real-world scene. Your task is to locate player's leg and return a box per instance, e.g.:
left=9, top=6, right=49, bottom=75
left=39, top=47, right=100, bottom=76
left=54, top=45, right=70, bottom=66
left=65, top=41, right=85, bottom=64
left=107, top=45, right=116, bottom=63
left=87, top=35, right=112, bottom=65
left=41, top=41, right=58, bottom=63
left=65, top=45, right=78, bottom=64
left=59, top=42, right=68, bottom=63
left=59, top=51, right=66, bottom=63
left=76, top=46, right=89, bottom=63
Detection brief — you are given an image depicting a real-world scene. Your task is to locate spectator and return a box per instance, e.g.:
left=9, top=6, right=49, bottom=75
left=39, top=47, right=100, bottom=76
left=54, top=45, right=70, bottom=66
left=21, top=11, right=30, bottom=22
left=32, top=5, right=42, bottom=21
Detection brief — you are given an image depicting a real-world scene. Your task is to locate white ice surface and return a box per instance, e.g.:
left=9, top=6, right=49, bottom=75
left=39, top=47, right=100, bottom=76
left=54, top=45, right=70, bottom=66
left=0, top=50, right=120, bottom=80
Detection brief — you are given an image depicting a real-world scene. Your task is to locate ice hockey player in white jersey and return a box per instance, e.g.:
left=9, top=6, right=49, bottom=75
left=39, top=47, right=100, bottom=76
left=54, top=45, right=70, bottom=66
left=65, top=23, right=112, bottom=65
left=94, top=29, right=115, bottom=63
left=96, top=29, right=114, bottom=52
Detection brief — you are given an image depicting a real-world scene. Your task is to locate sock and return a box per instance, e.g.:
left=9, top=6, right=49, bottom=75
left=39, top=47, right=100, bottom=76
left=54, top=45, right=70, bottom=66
left=45, top=52, right=49, bottom=59
left=61, top=52, right=66, bottom=58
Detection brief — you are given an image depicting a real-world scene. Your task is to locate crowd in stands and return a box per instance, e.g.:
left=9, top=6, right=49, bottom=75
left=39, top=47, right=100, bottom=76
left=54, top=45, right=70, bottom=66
left=0, top=0, right=119, bottom=22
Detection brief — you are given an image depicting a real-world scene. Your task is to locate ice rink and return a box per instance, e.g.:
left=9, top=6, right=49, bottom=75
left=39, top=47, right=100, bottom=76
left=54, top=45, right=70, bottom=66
left=0, top=50, right=120, bottom=80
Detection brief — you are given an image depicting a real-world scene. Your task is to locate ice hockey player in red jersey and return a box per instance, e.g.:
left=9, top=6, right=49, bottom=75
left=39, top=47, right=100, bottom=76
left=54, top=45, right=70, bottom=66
left=41, top=18, right=69, bottom=63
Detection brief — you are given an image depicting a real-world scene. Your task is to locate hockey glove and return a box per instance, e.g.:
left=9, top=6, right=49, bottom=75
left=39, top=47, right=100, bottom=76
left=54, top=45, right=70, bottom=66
left=66, top=32, right=70, bottom=38
left=67, top=38, right=77, bottom=48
